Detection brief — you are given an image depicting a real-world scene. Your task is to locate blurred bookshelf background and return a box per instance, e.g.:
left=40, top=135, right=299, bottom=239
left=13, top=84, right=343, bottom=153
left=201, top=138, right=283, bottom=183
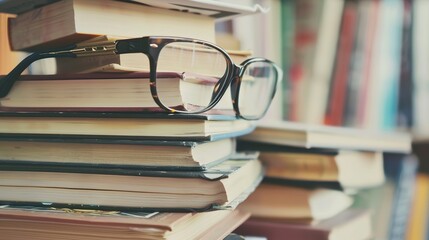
left=0, top=0, right=428, bottom=239
left=215, top=0, right=429, bottom=239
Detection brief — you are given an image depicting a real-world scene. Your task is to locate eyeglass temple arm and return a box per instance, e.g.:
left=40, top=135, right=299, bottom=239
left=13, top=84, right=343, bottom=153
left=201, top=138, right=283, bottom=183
left=0, top=42, right=119, bottom=98
left=0, top=52, right=61, bottom=97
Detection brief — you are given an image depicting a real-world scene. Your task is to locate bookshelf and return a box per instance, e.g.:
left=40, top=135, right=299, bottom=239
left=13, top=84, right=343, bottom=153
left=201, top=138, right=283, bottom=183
left=223, top=0, right=422, bottom=239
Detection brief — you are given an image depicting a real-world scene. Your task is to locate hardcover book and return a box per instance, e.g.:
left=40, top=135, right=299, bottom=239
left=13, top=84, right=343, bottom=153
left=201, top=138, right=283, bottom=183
left=7, top=0, right=216, bottom=51
left=0, top=112, right=255, bottom=141
left=0, top=72, right=237, bottom=113
left=234, top=209, right=372, bottom=240
left=0, top=205, right=250, bottom=240
left=237, top=141, right=385, bottom=189
left=239, top=121, right=411, bottom=153
left=237, top=182, right=353, bottom=222
left=0, top=156, right=263, bottom=211
left=0, top=137, right=236, bottom=170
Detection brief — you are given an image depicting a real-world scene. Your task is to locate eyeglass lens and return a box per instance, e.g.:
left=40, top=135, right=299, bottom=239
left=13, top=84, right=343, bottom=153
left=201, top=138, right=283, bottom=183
left=238, top=61, right=277, bottom=120
left=155, top=41, right=228, bottom=112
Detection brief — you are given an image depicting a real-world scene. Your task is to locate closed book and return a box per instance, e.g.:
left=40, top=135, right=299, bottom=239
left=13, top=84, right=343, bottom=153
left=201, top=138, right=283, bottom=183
left=287, top=0, right=343, bottom=124
left=0, top=137, right=236, bottom=170
left=237, top=182, right=353, bottom=223
left=0, top=112, right=254, bottom=141
left=0, top=156, right=263, bottom=211
left=237, top=141, right=385, bottom=189
left=0, top=205, right=250, bottom=240
left=343, top=0, right=373, bottom=126
left=384, top=153, right=419, bottom=240
left=0, top=0, right=264, bottom=18
left=234, top=209, right=372, bottom=240
left=324, top=0, right=358, bottom=126
left=239, top=121, right=411, bottom=153
left=8, top=0, right=216, bottom=51
left=0, top=72, right=237, bottom=113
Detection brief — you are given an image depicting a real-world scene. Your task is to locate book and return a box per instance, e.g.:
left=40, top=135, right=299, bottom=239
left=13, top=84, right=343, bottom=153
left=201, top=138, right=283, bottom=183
left=8, top=0, right=216, bottom=51
left=354, top=153, right=418, bottom=240
left=384, top=153, right=418, bottom=240
left=287, top=0, right=344, bottom=124
left=234, top=209, right=372, bottom=240
left=396, top=0, right=413, bottom=129
left=55, top=35, right=252, bottom=74
left=405, top=174, right=429, bottom=240
left=237, top=182, right=353, bottom=222
left=0, top=112, right=255, bottom=141
left=362, top=0, right=404, bottom=130
left=0, top=72, right=239, bottom=112
left=0, top=156, right=263, bottom=211
left=324, top=0, right=358, bottom=126
left=0, top=137, right=236, bottom=170
left=0, top=205, right=250, bottom=240
left=356, top=0, right=380, bottom=127
left=126, top=0, right=267, bottom=19
left=0, top=0, right=266, bottom=18
left=412, top=0, right=429, bottom=136
left=343, top=0, right=372, bottom=126
left=239, top=121, right=411, bottom=153
left=237, top=141, right=385, bottom=189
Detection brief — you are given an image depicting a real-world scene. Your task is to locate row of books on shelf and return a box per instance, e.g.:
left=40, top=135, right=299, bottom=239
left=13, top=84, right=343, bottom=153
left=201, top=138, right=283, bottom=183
left=233, top=0, right=429, bottom=136
left=0, top=0, right=418, bottom=239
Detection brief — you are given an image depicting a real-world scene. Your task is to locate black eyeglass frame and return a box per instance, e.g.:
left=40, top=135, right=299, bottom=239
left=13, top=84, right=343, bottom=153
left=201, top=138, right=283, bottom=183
left=0, top=36, right=281, bottom=120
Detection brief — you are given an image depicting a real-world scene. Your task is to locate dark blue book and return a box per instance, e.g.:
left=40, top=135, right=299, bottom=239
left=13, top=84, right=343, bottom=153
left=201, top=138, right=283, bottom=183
left=385, top=153, right=419, bottom=240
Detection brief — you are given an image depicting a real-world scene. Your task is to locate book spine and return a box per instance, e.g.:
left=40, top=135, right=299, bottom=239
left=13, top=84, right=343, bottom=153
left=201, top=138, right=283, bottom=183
left=385, top=153, right=419, bottom=240
left=396, top=0, right=413, bottom=129
left=342, top=0, right=370, bottom=127
left=325, top=0, right=358, bottom=126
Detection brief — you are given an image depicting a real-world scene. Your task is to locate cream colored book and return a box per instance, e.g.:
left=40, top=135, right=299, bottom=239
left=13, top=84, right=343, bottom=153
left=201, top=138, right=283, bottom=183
left=0, top=206, right=249, bottom=240
left=8, top=0, right=216, bottom=51
left=238, top=183, right=353, bottom=222
left=0, top=157, right=263, bottom=210
left=240, top=121, right=411, bottom=153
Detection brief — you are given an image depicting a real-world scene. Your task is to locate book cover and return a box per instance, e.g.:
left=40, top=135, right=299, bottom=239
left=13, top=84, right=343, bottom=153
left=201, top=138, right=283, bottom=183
left=342, top=0, right=372, bottom=127
left=234, top=209, right=372, bottom=240
left=240, top=121, right=411, bottom=153
left=237, top=141, right=385, bottom=189
left=0, top=136, right=238, bottom=170
left=0, top=0, right=266, bottom=18
left=324, top=0, right=358, bottom=126
left=8, top=0, right=216, bottom=51
left=0, top=157, right=264, bottom=211
left=384, top=153, right=419, bottom=240
left=0, top=72, right=237, bottom=113
left=0, top=112, right=255, bottom=141
left=0, top=205, right=249, bottom=240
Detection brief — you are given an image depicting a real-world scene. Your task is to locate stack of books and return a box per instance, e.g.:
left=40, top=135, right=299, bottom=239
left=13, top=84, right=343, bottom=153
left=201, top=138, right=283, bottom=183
left=233, top=121, right=412, bottom=240
left=0, top=0, right=268, bottom=239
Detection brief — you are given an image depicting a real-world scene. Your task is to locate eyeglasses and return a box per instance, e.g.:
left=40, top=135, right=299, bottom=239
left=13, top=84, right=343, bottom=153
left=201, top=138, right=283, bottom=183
left=0, top=36, right=282, bottom=120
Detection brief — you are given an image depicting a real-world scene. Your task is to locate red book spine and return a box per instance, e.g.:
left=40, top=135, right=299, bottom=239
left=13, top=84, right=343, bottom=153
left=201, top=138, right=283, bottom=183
left=356, top=0, right=380, bottom=126
left=325, top=2, right=358, bottom=126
